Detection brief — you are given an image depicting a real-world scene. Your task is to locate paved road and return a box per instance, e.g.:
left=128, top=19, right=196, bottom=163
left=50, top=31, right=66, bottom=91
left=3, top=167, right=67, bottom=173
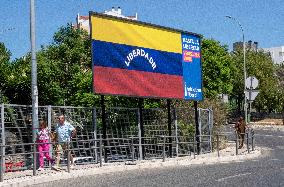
left=34, top=128, right=284, bottom=187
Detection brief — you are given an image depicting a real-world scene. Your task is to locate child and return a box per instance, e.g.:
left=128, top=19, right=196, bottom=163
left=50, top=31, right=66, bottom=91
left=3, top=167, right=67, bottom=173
left=37, top=120, right=54, bottom=171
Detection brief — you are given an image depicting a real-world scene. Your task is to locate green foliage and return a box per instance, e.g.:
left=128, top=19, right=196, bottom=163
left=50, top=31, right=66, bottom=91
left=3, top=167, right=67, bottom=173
left=274, top=64, right=284, bottom=112
left=202, top=39, right=236, bottom=98
left=31, top=24, right=91, bottom=106
left=231, top=48, right=280, bottom=112
left=0, top=42, right=11, bottom=103
left=5, top=56, right=31, bottom=104
left=178, top=121, right=195, bottom=137
left=173, top=97, right=228, bottom=129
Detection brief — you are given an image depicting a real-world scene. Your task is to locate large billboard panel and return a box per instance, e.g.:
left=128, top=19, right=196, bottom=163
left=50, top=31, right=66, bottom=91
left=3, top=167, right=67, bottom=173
left=90, top=13, right=203, bottom=100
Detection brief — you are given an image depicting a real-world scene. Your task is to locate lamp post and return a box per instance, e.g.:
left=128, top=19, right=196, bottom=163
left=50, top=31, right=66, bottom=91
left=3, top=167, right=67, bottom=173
left=225, top=15, right=247, bottom=125
left=30, top=0, right=38, bottom=175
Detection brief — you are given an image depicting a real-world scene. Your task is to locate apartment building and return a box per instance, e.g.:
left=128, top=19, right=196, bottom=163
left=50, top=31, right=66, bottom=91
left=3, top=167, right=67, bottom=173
left=263, top=46, right=284, bottom=64
left=74, top=7, right=138, bottom=33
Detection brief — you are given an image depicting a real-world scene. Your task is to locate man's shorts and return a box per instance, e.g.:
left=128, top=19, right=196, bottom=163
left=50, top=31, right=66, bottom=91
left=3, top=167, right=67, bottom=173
left=56, top=142, right=73, bottom=156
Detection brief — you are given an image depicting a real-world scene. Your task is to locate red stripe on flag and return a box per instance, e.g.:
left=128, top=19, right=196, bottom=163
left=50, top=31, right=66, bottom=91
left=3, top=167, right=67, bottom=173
left=93, top=66, right=183, bottom=99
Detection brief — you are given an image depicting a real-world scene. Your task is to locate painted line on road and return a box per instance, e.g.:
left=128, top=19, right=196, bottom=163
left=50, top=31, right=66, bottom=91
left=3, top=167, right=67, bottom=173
left=233, top=160, right=245, bottom=163
left=254, top=134, right=284, bottom=138
left=217, top=172, right=251, bottom=182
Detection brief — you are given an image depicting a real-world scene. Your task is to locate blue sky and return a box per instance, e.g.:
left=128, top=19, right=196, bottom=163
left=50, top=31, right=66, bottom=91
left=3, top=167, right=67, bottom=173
left=0, top=0, right=283, bottom=60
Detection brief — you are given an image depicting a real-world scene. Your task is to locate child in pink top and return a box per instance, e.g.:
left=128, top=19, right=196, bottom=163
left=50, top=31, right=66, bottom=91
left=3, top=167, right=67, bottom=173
left=37, top=120, right=54, bottom=170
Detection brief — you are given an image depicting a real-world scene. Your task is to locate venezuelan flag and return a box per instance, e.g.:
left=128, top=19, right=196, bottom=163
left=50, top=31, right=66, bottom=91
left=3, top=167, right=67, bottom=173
left=90, top=13, right=185, bottom=99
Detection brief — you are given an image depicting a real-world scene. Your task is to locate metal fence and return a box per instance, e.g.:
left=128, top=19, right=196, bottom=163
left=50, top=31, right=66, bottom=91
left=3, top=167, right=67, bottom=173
left=0, top=104, right=213, bottom=180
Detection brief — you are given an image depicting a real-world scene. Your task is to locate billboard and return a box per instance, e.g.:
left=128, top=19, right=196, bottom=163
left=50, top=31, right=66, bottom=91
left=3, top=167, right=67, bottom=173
left=90, top=12, right=203, bottom=100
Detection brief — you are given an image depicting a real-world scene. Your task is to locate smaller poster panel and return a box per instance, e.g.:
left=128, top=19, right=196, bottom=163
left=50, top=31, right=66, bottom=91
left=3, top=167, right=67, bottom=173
left=181, top=33, right=203, bottom=100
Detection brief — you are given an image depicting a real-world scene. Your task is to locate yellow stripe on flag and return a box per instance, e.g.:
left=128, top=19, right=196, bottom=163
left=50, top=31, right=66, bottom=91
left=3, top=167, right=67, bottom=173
left=91, top=15, right=181, bottom=54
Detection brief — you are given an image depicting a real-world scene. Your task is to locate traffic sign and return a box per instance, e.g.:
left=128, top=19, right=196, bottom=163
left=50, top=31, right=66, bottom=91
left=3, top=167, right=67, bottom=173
left=245, top=76, right=259, bottom=89
left=245, top=90, right=259, bottom=101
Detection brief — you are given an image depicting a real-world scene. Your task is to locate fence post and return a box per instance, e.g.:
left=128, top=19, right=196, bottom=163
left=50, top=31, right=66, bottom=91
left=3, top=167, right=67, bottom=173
left=173, top=108, right=179, bottom=157
left=131, top=137, right=135, bottom=163
left=0, top=145, right=3, bottom=182
left=235, top=132, right=239, bottom=155
left=137, top=109, right=143, bottom=161
left=33, top=141, right=37, bottom=175
left=47, top=105, right=52, bottom=167
left=176, top=140, right=179, bottom=158
left=162, top=136, right=166, bottom=162
left=193, top=137, right=196, bottom=159
left=1, top=104, right=5, bottom=182
left=209, top=108, right=213, bottom=152
left=251, top=129, right=255, bottom=151
left=217, top=134, right=220, bottom=157
left=67, top=141, right=70, bottom=173
left=99, top=134, right=103, bottom=167
left=246, top=132, right=250, bottom=153
left=167, top=100, right=172, bottom=158
left=93, top=107, right=98, bottom=164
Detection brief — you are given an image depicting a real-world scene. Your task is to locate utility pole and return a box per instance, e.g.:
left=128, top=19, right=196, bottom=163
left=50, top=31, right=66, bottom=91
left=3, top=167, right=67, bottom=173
left=225, top=15, right=247, bottom=125
left=30, top=0, right=38, bottom=162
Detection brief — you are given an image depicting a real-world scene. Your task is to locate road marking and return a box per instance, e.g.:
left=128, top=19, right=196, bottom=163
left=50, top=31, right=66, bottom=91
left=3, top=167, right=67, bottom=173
left=234, top=160, right=245, bottom=163
left=217, top=172, right=251, bottom=182
left=269, top=158, right=280, bottom=161
left=254, top=134, right=284, bottom=138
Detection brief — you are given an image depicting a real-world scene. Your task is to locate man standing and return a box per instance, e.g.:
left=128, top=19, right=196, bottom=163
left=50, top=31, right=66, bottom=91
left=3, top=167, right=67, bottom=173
left=53, top=114, right=76, bottom=170
left=235, top=117, right=247, bottom=149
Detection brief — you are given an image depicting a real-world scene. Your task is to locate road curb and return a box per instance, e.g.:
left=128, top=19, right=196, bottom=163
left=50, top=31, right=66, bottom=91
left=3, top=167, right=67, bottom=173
left=0, top=148, right=262, bottom=187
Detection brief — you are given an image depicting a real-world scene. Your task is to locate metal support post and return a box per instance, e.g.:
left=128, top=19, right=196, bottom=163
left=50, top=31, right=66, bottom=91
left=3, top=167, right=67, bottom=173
left=99, top=134, right=103, bottom=167
left=131, top=137, right=135, bottom=163
left=0, top=104, right=5, bottom=182
left=101, top=95, right=107, bottom=163
left=93, top=108, right=98, bottom=163
left=137, top=109, right=143, bottom=161
left=225, top=15, right=247, bottom=126
left=246, top=132, right=250, bottom=153
left=235, top=132, right=239, bottom=155
left=31, top=0, right=38, bottom=176
left=194, top=101, right=200, bottom=155
left=217, top=134, right=220, bottom=157
left=167, top=100, right=172, bottom=158
left=173, top=108, right=179, bottom=157
left=162, top=136, right=166, bottom=162
left=251, top=129, right=255, bottom=151
left=0, top=145, right=3, bottom=182
left=33, top=142, right=37, bottom=175
left=67, top=141, right=70, bottom=173
left=193, top=138, right=196, bottom=159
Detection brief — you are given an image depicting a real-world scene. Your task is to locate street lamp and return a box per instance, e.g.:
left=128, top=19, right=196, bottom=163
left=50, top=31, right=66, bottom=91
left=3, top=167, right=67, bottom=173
left=30, top=0, right=38, bottom=175
left=225, top=15, right=247, bottom=125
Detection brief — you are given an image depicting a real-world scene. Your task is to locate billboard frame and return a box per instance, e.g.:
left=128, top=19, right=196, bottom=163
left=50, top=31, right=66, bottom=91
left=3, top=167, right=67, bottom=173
left=89, top=11, right=203, bottom=100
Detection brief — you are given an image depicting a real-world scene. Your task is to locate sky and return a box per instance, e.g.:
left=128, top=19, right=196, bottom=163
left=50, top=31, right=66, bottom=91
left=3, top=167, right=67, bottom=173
left=0, top=0, right=283, bottom=60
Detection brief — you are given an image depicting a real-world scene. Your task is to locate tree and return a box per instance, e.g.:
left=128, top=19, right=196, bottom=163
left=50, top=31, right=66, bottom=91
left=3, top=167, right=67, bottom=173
left=36, top=24, right=96, bottom=106
left=275, top=64, right=284, bottom=113
left=231, top=48, right=279, bottom=113
left=201, top=39, right=236, bottom=98
left=5, top=56, right=31, bottom=104
left=0, top=42, right=11, bottom=103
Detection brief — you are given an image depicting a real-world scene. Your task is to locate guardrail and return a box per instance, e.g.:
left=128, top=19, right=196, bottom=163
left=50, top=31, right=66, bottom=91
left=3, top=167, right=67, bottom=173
left=0, top=129, right=255, bottom=182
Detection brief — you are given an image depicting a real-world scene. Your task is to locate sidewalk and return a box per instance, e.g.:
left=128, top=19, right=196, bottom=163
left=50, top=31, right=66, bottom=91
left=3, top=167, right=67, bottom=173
left=0, top=143, right=262, bottom=187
